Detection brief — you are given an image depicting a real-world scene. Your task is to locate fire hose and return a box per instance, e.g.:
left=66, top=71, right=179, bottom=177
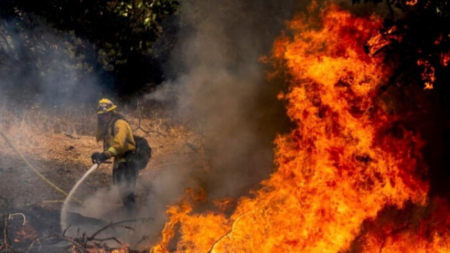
left=0, top=128, right=83, bottom=204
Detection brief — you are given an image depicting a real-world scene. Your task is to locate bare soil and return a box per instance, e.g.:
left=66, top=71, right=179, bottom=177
left=0, top=109, right=205, bottom=251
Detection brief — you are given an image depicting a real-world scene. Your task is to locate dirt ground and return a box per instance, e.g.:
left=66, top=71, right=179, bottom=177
left=0, top=109, right=206, bottom=251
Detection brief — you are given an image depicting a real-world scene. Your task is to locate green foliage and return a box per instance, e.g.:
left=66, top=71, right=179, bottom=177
left=103, top=0, right=179, bottom=65
left=0, top=0, right=179, bottom=100
left=0, top=0, right=179, bottom=70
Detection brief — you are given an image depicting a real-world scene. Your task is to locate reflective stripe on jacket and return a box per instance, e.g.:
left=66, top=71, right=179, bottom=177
left=104, top=118, right=135, bottom=163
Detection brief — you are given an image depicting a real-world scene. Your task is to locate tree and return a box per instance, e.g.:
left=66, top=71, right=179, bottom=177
left=0, top=0, right=179, bottom=103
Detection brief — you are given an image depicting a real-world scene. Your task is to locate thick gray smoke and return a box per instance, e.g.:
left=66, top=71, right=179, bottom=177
left=151, top=0, right=298, bottom=199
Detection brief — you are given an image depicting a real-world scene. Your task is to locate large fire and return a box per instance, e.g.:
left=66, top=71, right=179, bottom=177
left=151, top=3, right=450, bottom=253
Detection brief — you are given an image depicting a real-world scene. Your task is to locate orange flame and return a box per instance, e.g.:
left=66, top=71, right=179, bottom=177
left=417, top=59, right=435, bottom=90
left=441, top=52, right=450, bottom=67
left=151, top=3, right=438, bottom=253
left=406, top=0, right=418, bottom=6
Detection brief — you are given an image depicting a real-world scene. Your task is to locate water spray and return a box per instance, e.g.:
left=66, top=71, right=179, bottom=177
left=0, top=127, right=95, bottom=233
left=60, top=163, right=99, bottom=230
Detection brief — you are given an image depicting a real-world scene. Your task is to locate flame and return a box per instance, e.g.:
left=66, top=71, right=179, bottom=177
left=406, top=0, right=418, bottom=6
left=417, top=59, right=435, bottom=90
left=354, top=197, right=450, bottom=252
left=150, top=3, right=443, bottom=253
left=366, top=26, right=402, bottom=56
left=440, top=52, right=450, bottom=67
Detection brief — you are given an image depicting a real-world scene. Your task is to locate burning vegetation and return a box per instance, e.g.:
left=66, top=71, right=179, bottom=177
left=151, top=1, right=450, bottom=253
left=2, top=0, right=450, bottom=252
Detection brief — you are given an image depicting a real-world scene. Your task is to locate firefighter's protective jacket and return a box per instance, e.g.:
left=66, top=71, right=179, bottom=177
left=104, top=118, right=135, bottom=163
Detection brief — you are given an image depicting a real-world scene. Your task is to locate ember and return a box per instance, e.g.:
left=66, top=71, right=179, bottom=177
left=417, top=59, right=435, bottom=90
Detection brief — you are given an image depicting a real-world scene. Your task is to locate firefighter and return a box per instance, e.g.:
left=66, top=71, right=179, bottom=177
left=91, top=98, right=137, bottom=209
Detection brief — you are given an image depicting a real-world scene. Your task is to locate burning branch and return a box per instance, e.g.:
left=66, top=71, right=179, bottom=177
left=366, top=25, right=402, bottom=56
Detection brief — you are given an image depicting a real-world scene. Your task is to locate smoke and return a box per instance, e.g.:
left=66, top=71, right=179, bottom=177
left=58, top=0, right=304, bottom=247
left=112, top=5, right=309, bottom=244
left=60, top=0, right=300, bottom=246
left=0, top=12, right=112, bottom=245
left=0, top=13, right=106, bottom=207
left=0, top=14, right=101, bottom=201
left=147, top=0, right=298, bottom=203
left=0, top=14, right=103, bottom=109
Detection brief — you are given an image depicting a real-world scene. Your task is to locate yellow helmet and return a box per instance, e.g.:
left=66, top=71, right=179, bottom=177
left=97, top=98, right=117, bottom=114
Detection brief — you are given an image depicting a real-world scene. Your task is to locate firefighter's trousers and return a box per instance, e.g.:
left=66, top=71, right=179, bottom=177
left=113, top=161, right=137, bottom=209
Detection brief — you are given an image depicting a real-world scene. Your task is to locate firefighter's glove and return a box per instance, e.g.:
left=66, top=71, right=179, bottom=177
left=91, top=152, right=108, bottom=164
